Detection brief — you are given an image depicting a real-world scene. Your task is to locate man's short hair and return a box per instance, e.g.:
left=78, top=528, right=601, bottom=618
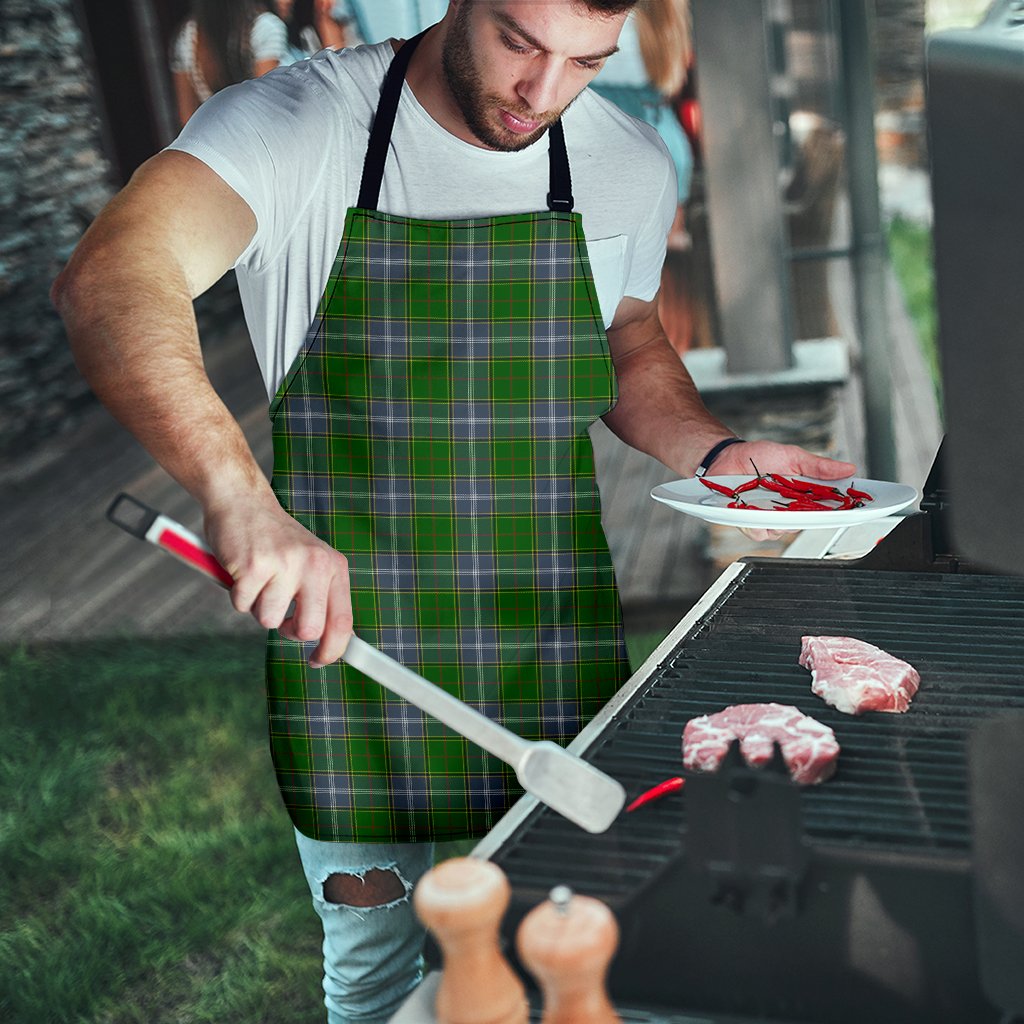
left=580, top=0, right=640, bottom=13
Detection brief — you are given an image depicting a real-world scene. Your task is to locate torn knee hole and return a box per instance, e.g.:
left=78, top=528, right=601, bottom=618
left=323, top=868, right=406, bottom=908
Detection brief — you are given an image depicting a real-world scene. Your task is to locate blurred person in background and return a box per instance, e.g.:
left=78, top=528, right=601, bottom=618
left=592, top=0, right=695, bottom=349
left=335, top=0, right=450, bottom=45
left=171, top=0, right=289, bottom=126
left=277, top=0, right=351, bottom=61
left=592, top=0, right=693, bottom=208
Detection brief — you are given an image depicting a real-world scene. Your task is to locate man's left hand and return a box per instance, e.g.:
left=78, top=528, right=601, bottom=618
left=707, top=440, right=857, bottom=542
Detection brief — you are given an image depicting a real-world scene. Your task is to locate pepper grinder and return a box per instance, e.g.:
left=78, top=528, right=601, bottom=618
left=413, top=856, right=528, bottom=1024
left=516, top=885, right=621, bottom=1024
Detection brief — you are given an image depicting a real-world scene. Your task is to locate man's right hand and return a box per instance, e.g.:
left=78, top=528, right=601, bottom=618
left=204, top=497, right=353, bottom=668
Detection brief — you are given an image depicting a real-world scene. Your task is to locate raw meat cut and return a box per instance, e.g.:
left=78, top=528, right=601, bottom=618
left=799, top=636, right=920, bottom=716
left=682, top=703, right=839, bottom=785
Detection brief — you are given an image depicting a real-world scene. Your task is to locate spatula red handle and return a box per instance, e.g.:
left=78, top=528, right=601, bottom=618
left=106, top=492, right=234, bottom=589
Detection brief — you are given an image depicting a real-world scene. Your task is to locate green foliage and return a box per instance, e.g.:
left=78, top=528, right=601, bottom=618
left=887, top=216, right=941, bottom=403
left=626, top=631, right=669, bottom=672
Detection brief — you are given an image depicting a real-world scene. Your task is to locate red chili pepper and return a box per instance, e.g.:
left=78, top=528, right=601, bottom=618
left=846, top=486, right=873, bottom=502
left=699, top=477, right=738, bottom=498
left=626, top=776, right=685, bottom=812
left=734, top=478, right=762, bottom=494
left=780, top=497, right=835, bottom=511
left=758, top=477, right=798, bottom=496
left=773, top=473, right=848, bottom=499
left=792, top=476, right=845, bottom=498
left=761, top=479, right=824, bottom=502
left=768, top=473, right=813, bottom=493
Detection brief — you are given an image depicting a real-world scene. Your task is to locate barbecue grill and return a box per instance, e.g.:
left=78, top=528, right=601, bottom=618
left=467, top=454, right=1023, bottom=1023
left=393, top=7, right=1024, bottom=1022
left=389, top=443, right=1018, bottom=1024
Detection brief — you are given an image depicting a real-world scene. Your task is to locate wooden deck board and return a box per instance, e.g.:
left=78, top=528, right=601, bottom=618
left=1, top=324, right=270, bottom=643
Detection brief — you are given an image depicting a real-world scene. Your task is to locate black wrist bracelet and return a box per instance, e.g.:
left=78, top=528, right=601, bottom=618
left=695, top=437, right=745, bottom=478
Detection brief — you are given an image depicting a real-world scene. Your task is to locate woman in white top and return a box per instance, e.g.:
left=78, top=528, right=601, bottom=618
left=171, top=0, right=289, bottom=126
left=276, top=0, right=349, bottom=64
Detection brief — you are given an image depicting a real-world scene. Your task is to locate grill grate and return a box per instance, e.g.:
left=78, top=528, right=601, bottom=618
left=492, top=563, right=1024, bottom=904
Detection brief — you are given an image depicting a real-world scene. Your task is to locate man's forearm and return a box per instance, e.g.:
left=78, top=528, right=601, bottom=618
left=603, top=328, right=734, bottom=479
left=602, top=300, right=857, bottom=502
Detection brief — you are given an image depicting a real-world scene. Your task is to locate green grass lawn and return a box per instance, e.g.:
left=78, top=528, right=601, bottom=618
left=1, top=638, right=322, bottom=1024
left=1, top=630, right=666, bottom=1023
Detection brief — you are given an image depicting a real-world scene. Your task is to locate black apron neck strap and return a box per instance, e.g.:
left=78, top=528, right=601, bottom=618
left=545, top=119, right=574, bottom=213
left=357, top=29, right=428, bottom=211
left=357, top=29, right=575, bottom=215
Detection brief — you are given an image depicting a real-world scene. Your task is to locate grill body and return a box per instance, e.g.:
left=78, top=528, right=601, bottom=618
left=479, top=559, right=1024, bottom=1023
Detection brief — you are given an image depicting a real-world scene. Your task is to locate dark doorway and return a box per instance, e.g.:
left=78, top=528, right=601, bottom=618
left=72, top=0, right=190, bottom=184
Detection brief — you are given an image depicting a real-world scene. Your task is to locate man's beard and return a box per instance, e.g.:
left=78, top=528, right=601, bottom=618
left=441, top=3, right=559, bottom=151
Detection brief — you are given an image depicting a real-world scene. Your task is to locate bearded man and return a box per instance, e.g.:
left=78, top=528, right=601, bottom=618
left=52, top=2, right=853, bottom=1020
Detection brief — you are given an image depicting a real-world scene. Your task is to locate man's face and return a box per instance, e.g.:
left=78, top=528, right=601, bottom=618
left=441, top=1, right=626, bottom=151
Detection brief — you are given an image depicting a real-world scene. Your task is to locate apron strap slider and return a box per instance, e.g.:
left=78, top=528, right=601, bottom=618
left=546, top=191, right=574, bottom=213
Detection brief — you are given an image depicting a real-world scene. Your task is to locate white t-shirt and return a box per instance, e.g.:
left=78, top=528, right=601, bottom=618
left=168, top=40, right=677, bottom=398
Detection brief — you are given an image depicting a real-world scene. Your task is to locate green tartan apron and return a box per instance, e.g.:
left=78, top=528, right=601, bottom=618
left=266, top=31, right=630, bottom=842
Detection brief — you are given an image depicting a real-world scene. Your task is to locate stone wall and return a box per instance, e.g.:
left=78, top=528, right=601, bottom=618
left=873, top=0, right=927, bottom=113
left=873, top=0, right=928, bottom=166
left=0, top=0, right=116, bottom=463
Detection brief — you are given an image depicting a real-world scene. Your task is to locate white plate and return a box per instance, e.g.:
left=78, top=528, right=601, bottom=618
left=650, top=476, right=920, bottom=530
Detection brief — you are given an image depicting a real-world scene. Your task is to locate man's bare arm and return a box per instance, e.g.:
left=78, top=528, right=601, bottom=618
left=602, top=295, right=733, bottom=477
left=51, top=150, right=352, bottom=663
left=52, top=151, right=258, bottom=500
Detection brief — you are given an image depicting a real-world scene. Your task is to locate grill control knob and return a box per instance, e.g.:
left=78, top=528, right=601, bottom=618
left=413, top=857, right=528, bottom=1024
left=517, top=886, right=621, bottom=1024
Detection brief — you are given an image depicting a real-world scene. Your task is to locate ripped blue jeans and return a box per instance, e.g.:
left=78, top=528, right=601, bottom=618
left=293, top=829, right=436, bottom=1024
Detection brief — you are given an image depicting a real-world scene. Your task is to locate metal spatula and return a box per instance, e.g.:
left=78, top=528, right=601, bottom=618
left=106, top=493, right=626, bottom=834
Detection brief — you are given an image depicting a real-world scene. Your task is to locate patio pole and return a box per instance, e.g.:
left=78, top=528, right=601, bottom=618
left=691, top=0, right=794, bottom=375
left=837, top=0, right=898, bottom=480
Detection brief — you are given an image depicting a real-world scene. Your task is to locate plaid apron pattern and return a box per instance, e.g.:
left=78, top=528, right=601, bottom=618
left=267, top=207, right=630, bottom=842
left=266, top=6, right=633, bottom=835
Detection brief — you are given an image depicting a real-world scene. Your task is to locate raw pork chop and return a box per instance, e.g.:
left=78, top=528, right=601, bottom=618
left=799, top=636, right=920, bottom=716
left=682, top=703, right=839, bottom=785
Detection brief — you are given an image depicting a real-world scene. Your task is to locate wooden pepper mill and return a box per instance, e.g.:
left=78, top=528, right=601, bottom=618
left=413, top=856, right=528, bottom=1024
left=516, top=885, right=621, bottom=1024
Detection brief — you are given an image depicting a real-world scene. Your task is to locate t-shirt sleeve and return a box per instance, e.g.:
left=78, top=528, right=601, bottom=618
left=251, top=12, right=289, bottom=63
left=623, top=136, right=678, bottom=302
left=165, top=65, right=341, bottom=273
